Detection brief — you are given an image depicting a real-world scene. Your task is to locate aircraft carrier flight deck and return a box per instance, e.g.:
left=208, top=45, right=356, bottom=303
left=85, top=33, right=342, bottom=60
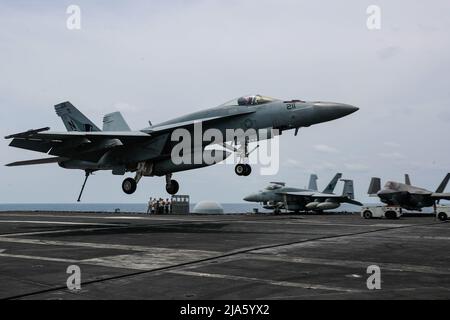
left=0, top=211, right=448, bottom=300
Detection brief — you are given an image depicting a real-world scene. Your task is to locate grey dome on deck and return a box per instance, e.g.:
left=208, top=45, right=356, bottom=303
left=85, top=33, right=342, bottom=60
left=192, top=201, right=224, bottom=214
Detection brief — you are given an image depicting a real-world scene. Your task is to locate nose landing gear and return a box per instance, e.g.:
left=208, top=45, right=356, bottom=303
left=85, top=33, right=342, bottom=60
left=235, top=163, right=252, bottom=176
left=231, top=137, right=257, bottom=177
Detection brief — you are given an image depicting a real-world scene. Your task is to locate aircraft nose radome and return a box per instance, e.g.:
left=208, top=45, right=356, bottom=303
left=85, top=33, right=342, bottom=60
left=338, top=103, right=359, bottom=115
left=243, top=193, right=258, bottom=202
left=328, top=103, right=359, bottom=117
left=313, top=102, right=359, bottom=119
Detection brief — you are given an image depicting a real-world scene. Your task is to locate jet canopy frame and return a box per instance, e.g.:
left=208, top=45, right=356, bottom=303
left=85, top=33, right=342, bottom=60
left=220, top=95, right=278, bottom=107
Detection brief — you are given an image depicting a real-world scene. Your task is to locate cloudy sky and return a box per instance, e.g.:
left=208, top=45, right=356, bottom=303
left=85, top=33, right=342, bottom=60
left=1, top=0, right=450, bottom=204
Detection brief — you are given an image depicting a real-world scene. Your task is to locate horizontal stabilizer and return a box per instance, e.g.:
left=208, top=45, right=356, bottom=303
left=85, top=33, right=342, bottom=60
left=6, top=157, right=67, bottom=167
left=5, top=127, right=50, bottom=139
left=368, top=177, right=381, bottom=196
left=431, top=193, right=450, bottom=201
left=103, top=112, right=131, bottom=131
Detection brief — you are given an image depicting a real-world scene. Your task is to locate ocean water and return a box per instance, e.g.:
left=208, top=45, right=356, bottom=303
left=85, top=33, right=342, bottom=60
left=0, top=203, right=263, bottom=214
left=0, top=202, right=372, bottom=214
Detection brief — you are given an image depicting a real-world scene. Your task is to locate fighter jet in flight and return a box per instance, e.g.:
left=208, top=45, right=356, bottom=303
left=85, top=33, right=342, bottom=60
left=5, top=95, right=358, bottom=200
left=368, top=173, right=450, bottom=211
left=244, top=173, right=362, bottom=213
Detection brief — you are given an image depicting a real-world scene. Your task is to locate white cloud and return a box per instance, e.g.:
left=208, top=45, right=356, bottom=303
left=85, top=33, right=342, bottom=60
left=284, top=158, right=304, bottom=168
left=313, top=161, right=337, bottom=171
left=378, top=152, right=406, bottom=160
left=313, top=144, right=339, bottom=153
left=344, top=163, right=369, bottom=172
left=112, top=102, right=142, bottom=114
left=383, top=141, right=401, bottom=148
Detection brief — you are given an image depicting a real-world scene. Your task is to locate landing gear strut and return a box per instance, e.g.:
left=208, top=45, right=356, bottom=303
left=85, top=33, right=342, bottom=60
left=225, top=136, right=258, bottom=177
left=121, top=163, right=180, bottom=195
left=121, top=162, right=150, bottom=195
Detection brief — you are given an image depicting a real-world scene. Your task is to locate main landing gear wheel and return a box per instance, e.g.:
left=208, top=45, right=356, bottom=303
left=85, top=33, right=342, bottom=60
left=235, top=164, right=252, bottom=176
left=166, top=179, right=179, bottom=195
left=122, top=178, right=137, bottom=195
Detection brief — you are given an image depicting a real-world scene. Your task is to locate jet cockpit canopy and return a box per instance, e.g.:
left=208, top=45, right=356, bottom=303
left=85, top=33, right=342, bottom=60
left=265, top=184, right=283, bottom=191
left=220, top=95, right=277, bottom=107
left=385, top=181, right=401, bottom=191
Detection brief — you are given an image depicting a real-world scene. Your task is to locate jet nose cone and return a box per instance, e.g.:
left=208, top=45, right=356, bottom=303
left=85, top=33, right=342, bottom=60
left=339, top=103, right=359, bottom=116
left=313, top=102, right=359, bottom=121
left=325, top=102, right=359, bottom=117
left=243, top=193, right=259, bottom=202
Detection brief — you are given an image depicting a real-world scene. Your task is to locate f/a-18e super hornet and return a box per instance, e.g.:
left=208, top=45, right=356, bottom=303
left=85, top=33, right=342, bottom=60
left=5, top=95, right=358, bottom=200
left=368, top=173, right=450, bottom=211
left=243, top=173, right=362, bottom=213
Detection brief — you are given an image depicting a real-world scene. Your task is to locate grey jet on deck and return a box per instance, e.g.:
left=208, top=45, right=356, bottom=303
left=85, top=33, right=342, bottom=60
left=244, top=173, right=362, bottom=213
left=5, top=94, right=358, bottom=200
left=368, top=173, right=450, bottom=211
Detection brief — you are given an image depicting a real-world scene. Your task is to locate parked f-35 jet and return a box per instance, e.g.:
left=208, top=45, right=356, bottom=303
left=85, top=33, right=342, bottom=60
left=368, top=173, right=450, bottom=211
left=5, top=95, right=358, bottom=200
left=244, top=173, right=362, bottom=213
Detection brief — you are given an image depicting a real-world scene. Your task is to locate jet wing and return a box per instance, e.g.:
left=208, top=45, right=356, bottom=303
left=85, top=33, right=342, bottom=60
left=431, top=193, right=450, bottom=201
left=6, top=130, right=150, bottom=142
left=277, top=191, right=316, bottom=197
left=307, top=193, right=363, bottom=205
left=145, top=110, right=256, bottom=134
left=5, top=109, right=257, bottom=166
left=5, top=128, right=151, bottom=154
left=280, top=192, right=363, bottom=206
left=5, top=110, right=256, bottom=154
left=339, top=198, right=363, bottom=206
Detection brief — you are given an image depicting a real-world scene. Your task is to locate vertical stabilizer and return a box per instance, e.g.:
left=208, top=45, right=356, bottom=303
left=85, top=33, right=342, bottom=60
left=103, top=112, right=131, bottom=131
left=368, top=177, right=381, bottom=196
left=341, top=179, right=355, bottom=199
left=405, top=174, right=411, bottom=186
left=55, top=102, right=100, bottom=132
left=322, top=173, right=342, bottom=194
left=308, top=174, right=318, bottom=191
